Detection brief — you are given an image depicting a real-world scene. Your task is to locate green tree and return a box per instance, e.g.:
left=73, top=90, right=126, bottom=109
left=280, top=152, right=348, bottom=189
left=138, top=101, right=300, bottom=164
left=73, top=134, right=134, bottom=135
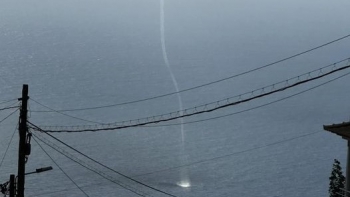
left=329, top=159, right=346, bottom=197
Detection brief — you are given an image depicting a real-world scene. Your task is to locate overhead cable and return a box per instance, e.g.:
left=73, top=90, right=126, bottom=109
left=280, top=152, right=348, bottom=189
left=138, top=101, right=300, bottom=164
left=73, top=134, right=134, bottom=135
left=30, top=33, right=350, bottom=112
left=33, top=70, right=350, bottom=129
left=34, top=130, right=178, bottom=197
left=31, top=124, right=322, bottom=181
left=30, top=99, right=106, bottom=124
left=29, top=62, right=350, bottom=133
left=143, top=71, right=350, bottom=127
left=28, top=181, right=120, bottom=197
left=134, top=131, right=321, bottom=177
left=32, top=59, right=350, bottom=129
left=0, top=124, right=18, bottom=170
left=0, top=105, right=18, bottom=112
left=32, top=136, right=90, bottom=197
left=0, top=109, right=19, bottom=125
left=0, top=99, right=18, bottom=106
left=31, top=132, right=148, bottom=197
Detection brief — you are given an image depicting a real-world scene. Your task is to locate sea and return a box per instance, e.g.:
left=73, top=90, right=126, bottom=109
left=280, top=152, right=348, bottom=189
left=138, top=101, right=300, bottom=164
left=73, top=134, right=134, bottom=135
left=0, top=0, right=350, bottom=196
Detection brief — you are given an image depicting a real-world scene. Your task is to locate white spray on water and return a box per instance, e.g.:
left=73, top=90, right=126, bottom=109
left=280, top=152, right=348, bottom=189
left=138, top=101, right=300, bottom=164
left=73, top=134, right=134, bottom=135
left=160, top=0, right=191, bottom=187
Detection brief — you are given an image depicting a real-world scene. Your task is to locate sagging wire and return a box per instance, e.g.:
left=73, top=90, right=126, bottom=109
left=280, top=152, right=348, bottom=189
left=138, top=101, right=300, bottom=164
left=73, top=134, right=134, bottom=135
left=30, top=62, right=350, bottom=133
left=30, top=32, right=350, bottom=113
left=31, top=132, right=150, bottom=197
left=31, top=130, right=177, bottom=197
left=0, top=124, right=19, bottom=170
left=31, top=135, right=90, bottom=197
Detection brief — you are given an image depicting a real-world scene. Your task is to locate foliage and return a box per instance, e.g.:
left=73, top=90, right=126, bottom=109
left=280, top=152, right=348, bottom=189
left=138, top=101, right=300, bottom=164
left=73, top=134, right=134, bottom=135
left=329, top=159, right=346, bottom=197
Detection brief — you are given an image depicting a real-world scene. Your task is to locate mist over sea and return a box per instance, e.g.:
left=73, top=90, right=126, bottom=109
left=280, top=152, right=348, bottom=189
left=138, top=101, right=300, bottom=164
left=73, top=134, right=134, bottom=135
left=0, top=0, right=350, bottom=196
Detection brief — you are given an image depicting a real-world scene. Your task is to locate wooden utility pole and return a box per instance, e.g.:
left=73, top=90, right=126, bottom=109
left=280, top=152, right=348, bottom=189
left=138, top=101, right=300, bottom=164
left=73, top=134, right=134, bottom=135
left=17, top=84, right=28, bottom=197
left=9, top=174, right=15, bottom=197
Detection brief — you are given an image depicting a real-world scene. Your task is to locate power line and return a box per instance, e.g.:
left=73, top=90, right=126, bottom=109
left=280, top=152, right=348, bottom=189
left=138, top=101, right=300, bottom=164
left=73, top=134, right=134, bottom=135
left=29, top=181, right=127, bottom=197
left=32, top=124, right=322, bottom=181
left=31, top=132, right=148, bottom=197
left=30, top=33, right=350, bottom=113
left=28, top=127, right=323, bottom=197
left=29, top=98, right=170, bottom=129
left=36, top=131, right=177, bottom=197
left=134, top=131, right=321, bottom=177
left=32, top=59, right=350, bottom=130
left=29, top=62, right=350, bottom=133
left=30, top=99, right=106, bottom=124
left=1, top=100, right=18, bottom=109
left=29, top=187, right=90, bottom=197
left=146, top=71, right=350, bottom=127
left=30, top=189, right=85, bottom=197
left=28, top=181, right=120, bottom=197
left=0, top=124, right=18, bottom=170
left=0, top=106, right=18, bottom=112
left=0, top=99, right=18, bottom=106
left=28, top=99, right=155, bottom=128
left=0, top=109, right=19, bottom=125
left=32, top=136, right=90, bottom=197
left=29, top=98, right=183, bottom=129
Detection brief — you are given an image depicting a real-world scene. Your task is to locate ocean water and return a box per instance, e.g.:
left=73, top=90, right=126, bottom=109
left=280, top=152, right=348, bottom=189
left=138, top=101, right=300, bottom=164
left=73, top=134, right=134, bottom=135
left=0, top=0, right=350, bottom=196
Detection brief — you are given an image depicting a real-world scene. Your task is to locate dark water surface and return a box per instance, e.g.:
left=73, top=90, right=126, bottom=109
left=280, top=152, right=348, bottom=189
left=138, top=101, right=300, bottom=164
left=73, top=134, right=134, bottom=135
left=0, top=0, right=350, bottom=196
